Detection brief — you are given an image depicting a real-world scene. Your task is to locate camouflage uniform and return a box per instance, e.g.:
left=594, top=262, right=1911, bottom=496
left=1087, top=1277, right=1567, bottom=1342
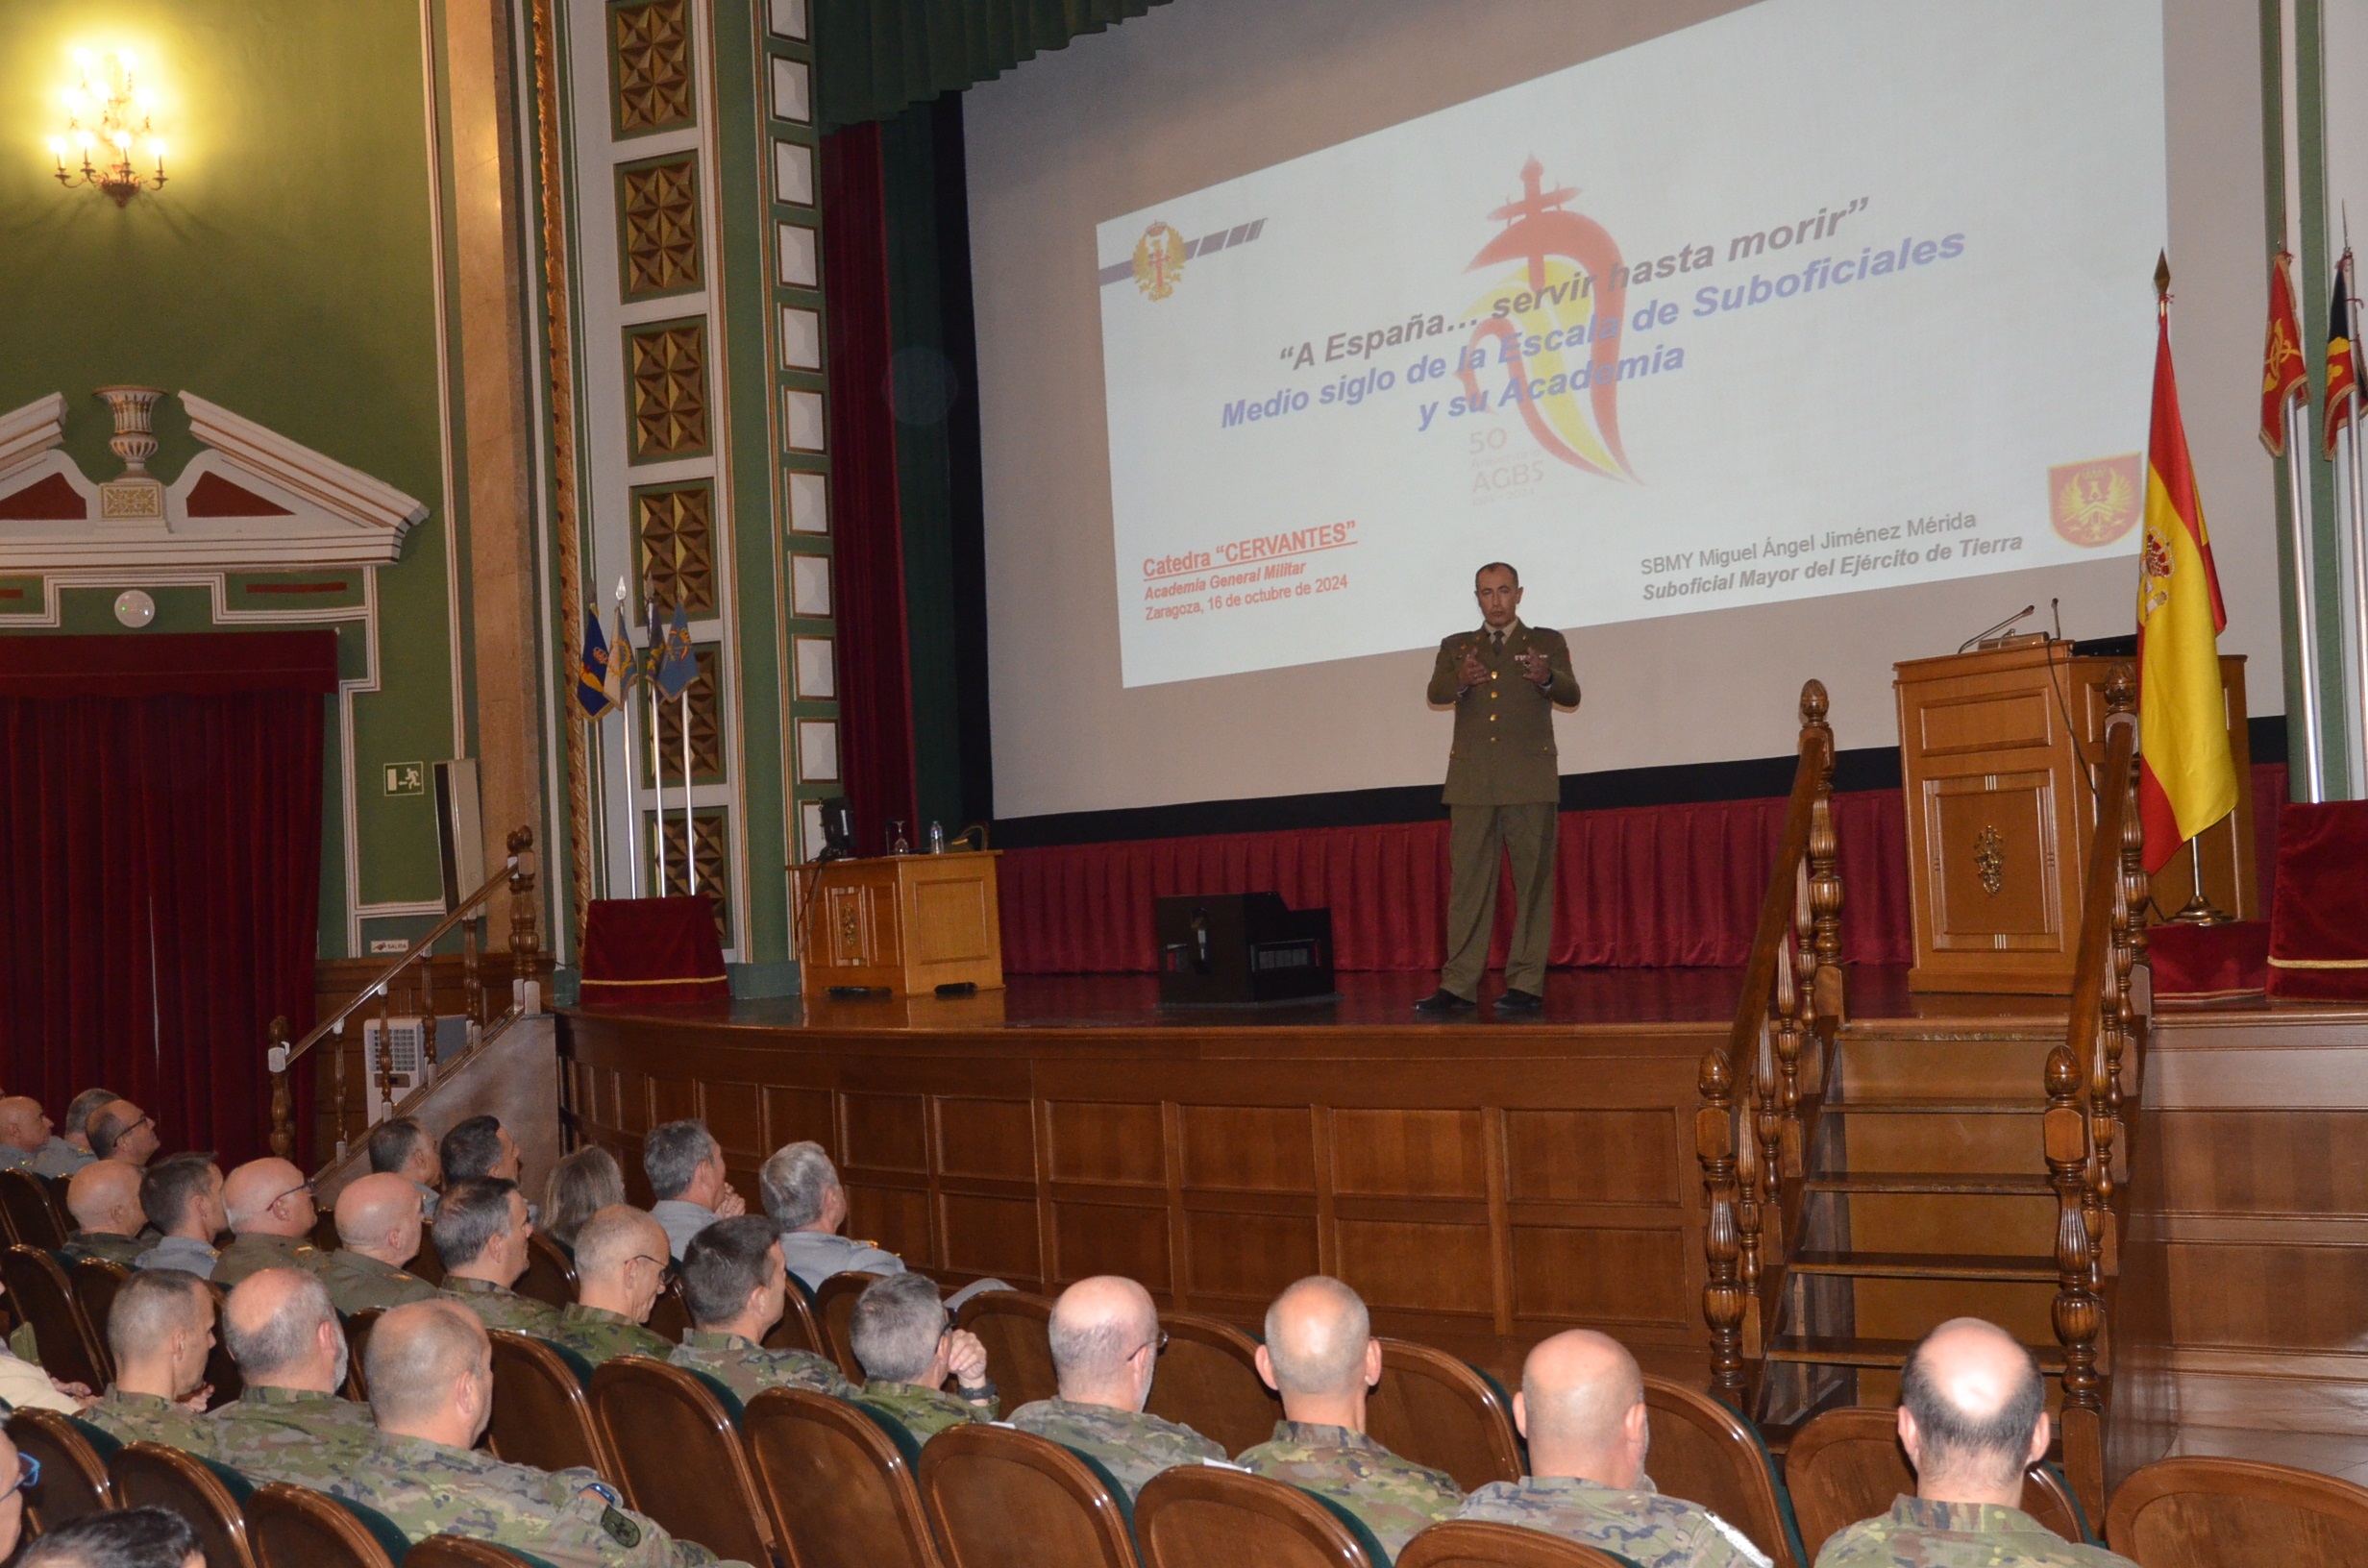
left=1459, top=1475, right=1771, bottom=1568
left=1008, top=1397, right=1226, bottom=1500
left=1814, top=1497, right=2134, bottom=1568
left=136, top=1237, right=220, bottom=1279
left=319, top=1432, right=738, bottom=1567
left=213, top=1230, right=329, bottom=1288
left=441, top=1275, right=564, bottom=1337
left=552, top=1304, right=675, bottom=1367
left=30, top=1139, right=94, bottom=1178
left=1236, top=1420, right=1463, bottom=1560
left=80, top=1388, right=216, bottom=1455
left=669, top=1330, right=853, bottom=1403
left=62, top=1231, right=151, bottom=1267
left=320, top=1249, right=438, bottom=1314
left=209, top=1384, right=379, bottom=1482
left=856, top=1380, right=998, bottom=1446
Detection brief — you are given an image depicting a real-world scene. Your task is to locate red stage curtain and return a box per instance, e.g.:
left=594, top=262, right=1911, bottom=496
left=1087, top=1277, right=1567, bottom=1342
left=0, top=632, right=333, bottom=1163
left=823, top=121, right=920, bottom=856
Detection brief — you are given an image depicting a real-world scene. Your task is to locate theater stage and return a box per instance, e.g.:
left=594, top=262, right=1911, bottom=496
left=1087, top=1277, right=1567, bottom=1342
left=556, top=966, right=2055, bottom=1384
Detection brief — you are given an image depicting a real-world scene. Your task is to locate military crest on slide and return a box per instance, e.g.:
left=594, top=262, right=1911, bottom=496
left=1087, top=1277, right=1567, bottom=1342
left=2049, top=453, right=2141, bottom=547
left=1134, top=221, right=1189, bottom=300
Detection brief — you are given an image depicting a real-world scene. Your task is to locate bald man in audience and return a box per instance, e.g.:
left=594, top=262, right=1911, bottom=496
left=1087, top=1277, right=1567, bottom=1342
left=318, top=1300, right=734, bottom=1565
left=0, top=1096, right=86, bottom=1179
left=851, top=1272, right=999, bottom=1444
left=212, top=1158, right=327, bottom=1287
left=210, top=1267, right=377, bottom=1476
left=434, top=1177, right=563, bottom=1336
left=1815, top=1319, right=2134, bottom=1567
left=89, top=1099, right=160, bottom=1167
left=1237, top=1276, right=1463, bottom=1558
left=322, top=1172, right=437, bottom=1313
left=61, top=1161, right=153, bottom=1265
left=1459, top=1330, right=1769, bottom=1566
left=551, top=1205, right=677, bottom=1365
left=668, top=1214, right=852, bottom=1401
left=82, top=1269, right=217, bottom=1453
left=138, top=1154, right=228, bottom=1278
left=1008, top=1275, right=1224, bottom=1499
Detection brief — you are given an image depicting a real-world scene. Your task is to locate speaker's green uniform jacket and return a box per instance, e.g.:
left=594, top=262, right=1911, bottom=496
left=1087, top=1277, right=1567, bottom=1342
left=1426, top=622, right=1579, bottom=804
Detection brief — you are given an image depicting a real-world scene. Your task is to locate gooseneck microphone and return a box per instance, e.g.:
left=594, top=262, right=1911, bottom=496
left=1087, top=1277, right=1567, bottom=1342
left=1960, top=603, right=2036, bottom=654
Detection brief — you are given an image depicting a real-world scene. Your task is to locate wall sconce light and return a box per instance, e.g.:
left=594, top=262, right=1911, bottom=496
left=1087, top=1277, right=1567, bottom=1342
left=50, top=48, right=166, bottom=207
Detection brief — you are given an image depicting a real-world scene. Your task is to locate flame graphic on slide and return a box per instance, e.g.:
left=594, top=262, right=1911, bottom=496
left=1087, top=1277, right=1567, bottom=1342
left=1460, top=158, right=1634, bottom=480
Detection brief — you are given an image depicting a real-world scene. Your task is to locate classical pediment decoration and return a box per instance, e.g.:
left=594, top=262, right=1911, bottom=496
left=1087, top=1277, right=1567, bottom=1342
left=0, top=389, right=427, bottom=570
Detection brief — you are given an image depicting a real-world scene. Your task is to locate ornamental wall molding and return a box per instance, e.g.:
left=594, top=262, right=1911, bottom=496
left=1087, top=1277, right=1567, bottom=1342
left=0, top=388, right=426, bottom=570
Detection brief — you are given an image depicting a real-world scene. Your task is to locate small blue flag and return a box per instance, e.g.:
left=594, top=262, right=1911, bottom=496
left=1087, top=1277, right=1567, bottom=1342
left=605, top=603, right=633, bottom=704
left=656, top=602, right=697, bottom=699
left=574, top=604, right=613, bottom=720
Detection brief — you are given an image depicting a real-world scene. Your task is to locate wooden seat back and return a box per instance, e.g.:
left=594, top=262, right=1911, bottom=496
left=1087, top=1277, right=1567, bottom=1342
left=65, top=1258, right=130, bottom=1358
left=109, top=1439, right=259, bottom=1568
left=487, top=1328, right=616, bottom=1480
left=1786, top=1406, right=2087, bottom=1558
left=2, top=1244, right=109, bottom=1389
left=2105, top=1455, right=2368, bottom=1567
left=341, top=1306, right=382, bottom=1401
left=915, top=1420, right=1138, bottom=1568
left=1396, top=1520, right=1636, bottom=1567
left=1134, top=1461, right=1378, bottom=1568
left=5, top=1409, right=113, bottom=1536
left=407, top=1231, right=446, bottom=1287
left=1141, top=1310, right=1277, bottom=1457
left=1365, top=1337, right=1522, bottom=1490
left=0, top=1172, right=67, bottom=1252
left=744, top=1385, right=947, bottom=1568
left=954, top=1290, right=1059, bottom=1412
left=406, top=1539, right=547, bottom=1568
left=813, top=1270, right=881, bottom=1381
left=312, top=1210, right=342, bottom=1252
left=646, top=1274, right=690, bottom=1344
left=763, top=1273, right=826, bottom=1357
left=515, top=1232, right=577, bottom=1309
left=587, top=1355, right=775, bottom=1565
left=1640, top=1374, right=1803, bottom=1568
left=245, top=1482, right=405, bottom=1568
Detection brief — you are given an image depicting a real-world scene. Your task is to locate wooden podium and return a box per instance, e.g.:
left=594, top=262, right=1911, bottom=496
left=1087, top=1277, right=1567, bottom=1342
left=1896, top=642, right=2254, bottom=992
left=794, top=850, right=1005, bottom=996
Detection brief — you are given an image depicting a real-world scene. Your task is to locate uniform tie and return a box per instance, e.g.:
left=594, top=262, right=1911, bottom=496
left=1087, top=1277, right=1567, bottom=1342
left=1491, top=629, right=1504, bottom=654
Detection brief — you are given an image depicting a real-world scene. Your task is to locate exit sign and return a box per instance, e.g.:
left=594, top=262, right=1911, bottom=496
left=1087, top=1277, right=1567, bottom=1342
left=383, top=762, right=426, bottom=796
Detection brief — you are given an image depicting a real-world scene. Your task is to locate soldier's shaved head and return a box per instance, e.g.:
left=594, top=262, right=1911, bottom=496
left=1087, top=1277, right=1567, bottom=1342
left=1898, top=1317, right=2049, bottom=1504
left=366, top=1299, right=492, bottom=1440
left=1517, top=1330, right=1649, bottom=1488
left=334, top=1171, right=424, bottom=1265
left=1262, top=1276, right=1371, bottom=1399
left=1048, top=1275, right=1160, bottom=1409
left=223, top=1158, right=312, bottom=1237
left=66, top=1159, right=145, bottom=1236
left=108, top=1268, right=214, bottom=1401
left=224, top=1267, right=346, bottom=1391
left=572, top=1204, right=668, bottom=1322
left=0, top=1097, right=49, bottom=1152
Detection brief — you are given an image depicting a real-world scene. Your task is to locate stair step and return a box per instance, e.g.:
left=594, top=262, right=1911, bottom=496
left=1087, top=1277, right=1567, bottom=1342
left=1825, top=1096, right=2037, bottom=1115
left=1768, top=1335, right=2067, bottom=1374
left=1789, top=1249, right=2060, bottom=1282
left=1804, top=1170, right=2053, bottom=1196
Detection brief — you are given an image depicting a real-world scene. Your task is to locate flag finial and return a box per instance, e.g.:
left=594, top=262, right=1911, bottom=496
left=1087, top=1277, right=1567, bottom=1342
left=2155, top=251, right=2172, bottom=302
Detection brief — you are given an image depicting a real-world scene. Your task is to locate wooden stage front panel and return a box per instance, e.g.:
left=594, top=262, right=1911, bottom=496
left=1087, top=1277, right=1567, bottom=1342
left=557, top=979, right=1726, bottom=1383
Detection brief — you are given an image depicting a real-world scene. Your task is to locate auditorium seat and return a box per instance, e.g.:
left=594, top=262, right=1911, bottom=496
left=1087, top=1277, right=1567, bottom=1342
left=109, top=1438, right=259, bottom=1568
left=408, top=1231, right=446, bottom=1287
left=516, top=1232, right=577, bottom=1310
left=341, top=1307, right=382, bottom=1401
left=744, top=1385, right=948, bottom=1568
left=2, top=1244, right=110, bottom=1390
left=203, top=1286, right=247, bottom=1410
left=486, top=1330, right=615, bottom=1480
left=311, top=1209, right=341, bottom=1252
left=954, top=1290, right=1059, bottom=1411
left=914, top=1421, right=1137, bottom=1568
left=1365, top=1338, right=1523, bottom=1490
left=1134, top=1461, right=1381, bottom=1568
left=246, top=1482, right=409, bottom=1568
left=406, top=1538, right=549, bottom=1568
left=0, top=1171, right=67, bottom=1252
left=1396, top=1520, right=1634, bottom=1567
left=1784, top=1405, right=2089, bottom=1557
left=65, top=1257, right=129, bottom=1355
left=813, top=1270, right=881, bottom=1381
left=1639, top=1374, right=1804, bottom=1568
left=762, top=1273, right=826, bottom=1358
left=5, top=1408, right=114, bottom=1535
left=2104, top=1455, right=2368, bottom=1567
left=587, top=1356, right=776, bottom=1565
left=646, top=1274, right=690, bottom=1344
left=1141, top=1310, right=1279, bottom=1457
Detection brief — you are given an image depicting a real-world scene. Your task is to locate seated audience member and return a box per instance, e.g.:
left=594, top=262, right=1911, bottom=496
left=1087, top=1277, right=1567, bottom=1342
left=669, top=1214, right=851, bottom=1401
left=442, top=1115, right=523, bottom=1185
left=322, top=1171, right=438, bottom=1313
left=89, top=1099, right=161, bottom=1167
left=1460, top=1330, right=1769, bottom=1567
left=0, top=1096, right=86, bottom=1178
left=213, top=1158, right=327, bottom=1287
left=851, top=1272, right=998, bottom=1444
left=326, top=1299, right=730, bottom=1565
left=82, top=1269, right=216, bottom=1452
left=645, top=1118, right=746, bottom=1261
left=0, top=1337, right=88, bottom=1414
left=1237, top=1276, right=1463, bottom=1558
left=62, top=1089, right=120, bottom=1162
left=551, top=1205, right=676, bottom=1366
left=61, top=1161, right=152, bottom=1265
left=0, top=1427, right=21, bottom=1559
left=137, top=1154, right=228, bottom=1278
left=1009, top=1275, right=1223, bottom=1499
left=1815, top=1319, right=2134, bottom=1568
left=368, top=1115, right=443, bottom=1219
left=542, top=1144, right=625, bottom=1252
left=19, top=1507, right=203, bottom=1568
left=763, top=1140, right=904, bottom=1289
left=435, top=1176, right=563, bottom=1335
left=210, top=1267, right=377, bottom=1473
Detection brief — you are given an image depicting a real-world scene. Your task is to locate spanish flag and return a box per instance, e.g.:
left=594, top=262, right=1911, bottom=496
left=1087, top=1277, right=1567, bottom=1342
left=2137, top=270, right=2236, bottom=873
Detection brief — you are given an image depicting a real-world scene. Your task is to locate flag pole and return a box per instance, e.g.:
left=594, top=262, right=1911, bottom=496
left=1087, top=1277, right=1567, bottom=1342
left=646, top=582, right=668, bottom=892
left=617, top=577, right=643, bottom=896
left=583, top=601, right=605, bottom=901
left=2345, top=249, right=2368, bottom=796
left=679, top=681, right=697, bottom=895
left=2288, top=404, right=2329, bottom=803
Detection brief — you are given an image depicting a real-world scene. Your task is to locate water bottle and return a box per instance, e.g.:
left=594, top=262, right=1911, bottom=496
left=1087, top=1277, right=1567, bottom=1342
left=928, top=820, right=947, bottom=853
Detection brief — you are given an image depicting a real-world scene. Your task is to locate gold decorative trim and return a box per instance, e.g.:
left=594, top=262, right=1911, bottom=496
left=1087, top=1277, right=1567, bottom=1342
left=1974, top=825, right=2005, bottom=896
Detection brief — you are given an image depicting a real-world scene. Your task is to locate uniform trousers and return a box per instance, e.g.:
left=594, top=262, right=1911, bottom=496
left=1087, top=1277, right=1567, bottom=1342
left=1441, top=799, right=1558, bottom=998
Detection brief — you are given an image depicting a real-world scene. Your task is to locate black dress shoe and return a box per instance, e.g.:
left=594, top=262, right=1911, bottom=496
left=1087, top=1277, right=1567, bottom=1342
left=1492, top=988, right=1545, bottom=1015
left=1413, top=987, right=1478, bottom=1017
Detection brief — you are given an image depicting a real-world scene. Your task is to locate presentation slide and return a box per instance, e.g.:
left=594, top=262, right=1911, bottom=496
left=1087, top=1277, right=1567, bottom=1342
left=1097, top=0, right=2166, bottom=688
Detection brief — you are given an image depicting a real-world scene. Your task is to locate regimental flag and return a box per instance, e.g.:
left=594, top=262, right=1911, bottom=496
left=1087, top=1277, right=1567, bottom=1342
left=574, top=604, right=614, bottom=720
left=2327, top=248, right=2358, bottom=459
left=2262, top=250, right=2306, bottom=455
left=2137, top=277, right=2237, bottom=873
left=642, top=599, right=665, bottom=686
left=656, top=602, right=697, bottom=699
left=605, top=602, right=633, bottom=708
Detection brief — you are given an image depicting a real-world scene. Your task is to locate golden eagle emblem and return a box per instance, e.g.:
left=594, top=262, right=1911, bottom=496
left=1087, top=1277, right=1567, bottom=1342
left=1133, top=221, right=1189, bottom=301
left=2048, top=454, right=2142, bottom=548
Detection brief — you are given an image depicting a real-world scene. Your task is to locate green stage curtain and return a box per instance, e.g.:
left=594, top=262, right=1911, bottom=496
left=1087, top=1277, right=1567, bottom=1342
left=816, top=0, right=1173, bottom=131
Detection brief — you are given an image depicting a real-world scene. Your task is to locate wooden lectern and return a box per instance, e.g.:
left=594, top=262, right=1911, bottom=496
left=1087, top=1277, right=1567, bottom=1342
left=794, top=850, right=1005, bottom=996
left=1896, top=642, right=2253, bottom=992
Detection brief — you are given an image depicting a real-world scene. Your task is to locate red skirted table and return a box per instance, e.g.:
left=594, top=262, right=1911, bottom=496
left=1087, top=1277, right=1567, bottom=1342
left=578, top=896, right=728, bottom=1006
left=2268, top=801, right=2368, bottom=1001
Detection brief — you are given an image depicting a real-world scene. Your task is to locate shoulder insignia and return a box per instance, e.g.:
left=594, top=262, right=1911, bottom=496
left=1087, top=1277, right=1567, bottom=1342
left=600, top=1505, right=642, bottom=1546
